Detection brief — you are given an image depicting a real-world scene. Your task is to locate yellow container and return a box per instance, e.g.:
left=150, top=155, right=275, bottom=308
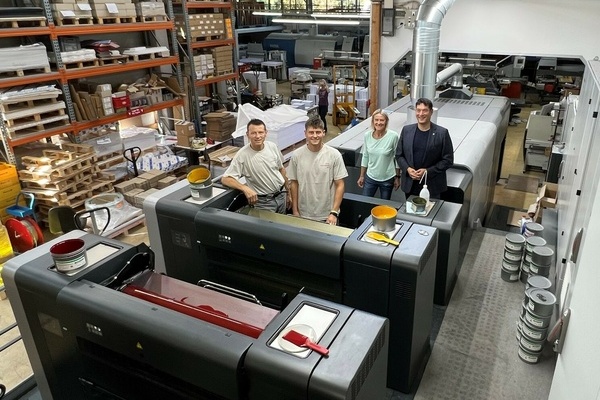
left=0, top=222, right=13, bottom=260
left=187, top=167, right=211, bottom=185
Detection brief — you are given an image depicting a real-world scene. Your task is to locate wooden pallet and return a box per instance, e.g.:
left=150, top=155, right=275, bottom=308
left=21, top=171, right=93, bottom=192
left=95, top=16, right=136, bottom=24
left=36, top=189, right=93, bottom=208
left=0, top=97, right=60, bottom=114
left=0, top=16, right=47, bottom=29
left=54, top=16, right=94, bottom=26
left=3, top=103, right=67, bottom=128
left=124, top=51, right=165, bottom=62
left=207, top=145, right=239, bottom=167
left=215, top=68, right=234, bottom=76
left=61, top=59, right=99, bottom=70
left=7, top=113, right=69, bottom=135
left=19, top=153, right=96, bottom=180
left=98, top=56, right=127, bottom=66
left=96, top=152, right=125, bottom=170
left=0, top=66, right=52, bottom=79
left=138, top=15, right=168, bottom=23
left=188, top=34, right=225, bottom=42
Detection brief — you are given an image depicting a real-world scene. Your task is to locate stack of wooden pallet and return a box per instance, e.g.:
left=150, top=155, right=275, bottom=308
left=0, top=85, right=69, bottom=139
left=17, top=144, right=114, bottom=219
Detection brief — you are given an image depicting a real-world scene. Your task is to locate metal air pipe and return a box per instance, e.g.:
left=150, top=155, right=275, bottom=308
left=410, top=0, right=456, bottom=103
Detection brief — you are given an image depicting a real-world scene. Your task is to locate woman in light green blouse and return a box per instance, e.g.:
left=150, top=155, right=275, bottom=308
left=357, top=109, right=400, bottom=199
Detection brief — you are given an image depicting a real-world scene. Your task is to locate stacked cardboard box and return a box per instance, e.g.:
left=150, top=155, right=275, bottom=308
left=90, top=0, right=136, bottom=20
left=174, top=13, right=225, bottom=41
left=175, top=120, right=196, bottom=147
left=204, top=112, right=236, bottom=142
left=51, top=1, right=94, bottom=23
left=186, top=54, right=214, bottom=80
left=210, top=46, right=234, bottom=75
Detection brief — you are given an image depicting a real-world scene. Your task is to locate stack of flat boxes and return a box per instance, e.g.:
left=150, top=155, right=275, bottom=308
left=210, top=45, right=233, bottom=75
left=116, top=170, right=167, bottom=208
left=189, top=54, right=214, bottom=80
left=174, top=13, right=225, bottom=41
left=90, top=0, right=136, bottom=20
left=51, top=1, right=94, bottom=22
left=95, top=83, right=114, bottom=116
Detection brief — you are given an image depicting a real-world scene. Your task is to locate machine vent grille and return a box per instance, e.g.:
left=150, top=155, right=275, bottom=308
left=349, top=325, right=386, bottom=399
left=394, top=280, right=415, bottom=299
left=438, top=98, right=486, bottom=107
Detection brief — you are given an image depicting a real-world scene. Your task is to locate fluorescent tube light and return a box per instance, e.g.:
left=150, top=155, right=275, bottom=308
left=311, top=13, right=371, bottom=19
left=252, top=11, right=283, bottom=16
left=272, top=18, right=360, bottom=25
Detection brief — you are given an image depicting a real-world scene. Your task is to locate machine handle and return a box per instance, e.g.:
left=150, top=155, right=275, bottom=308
left=198, top=279, right=262, bottom=305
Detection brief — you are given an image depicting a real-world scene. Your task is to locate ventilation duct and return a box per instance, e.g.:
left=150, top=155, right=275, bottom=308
left=410, top=0, right=458, bottom=103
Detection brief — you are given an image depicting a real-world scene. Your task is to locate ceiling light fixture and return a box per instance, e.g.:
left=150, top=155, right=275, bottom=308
left=311, top=13, right=371, bottom=19
left=271, top=18, right=360, bottom=25
left=252, top=11, right=283, bottom=16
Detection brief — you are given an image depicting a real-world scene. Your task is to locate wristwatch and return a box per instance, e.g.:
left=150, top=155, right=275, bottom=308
left=330, top=210, right=339, bottom=218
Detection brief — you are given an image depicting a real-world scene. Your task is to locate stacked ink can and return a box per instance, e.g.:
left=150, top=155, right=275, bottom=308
left=517, top=276, right=555, bottom=364
left=521, top=236, right=547, bottom=283
left=501, top=233, right=525, bottom=282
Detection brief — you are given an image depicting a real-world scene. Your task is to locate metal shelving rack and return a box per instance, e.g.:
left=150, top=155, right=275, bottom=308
left=0, top=1, right=184, bottom=164
left=174, top=0, right=237, bottom=129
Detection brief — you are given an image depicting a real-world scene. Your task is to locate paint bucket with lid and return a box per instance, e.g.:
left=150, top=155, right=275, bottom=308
left=531, top=246, right=553, bottom=266
left=530, top=246, right=553, bottom=277
left=505, top=233, right=526, bottom=251
left=527, top=288, right=556, bottom=317
left=526, top=275, right=552, bottom=291
left=524, top=222, right=544, bottom=237
left=525, top=236, right=546, bottom=252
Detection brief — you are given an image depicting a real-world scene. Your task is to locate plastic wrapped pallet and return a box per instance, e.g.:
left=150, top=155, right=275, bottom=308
left=237, top=103, right=308, bottom=151
left=0, top=43, right=50, bottom=74
left=135, top=2, right=166, bottom=17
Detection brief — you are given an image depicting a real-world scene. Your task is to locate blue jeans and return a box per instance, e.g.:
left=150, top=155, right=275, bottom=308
left=362, top=175, right=395, bottom=200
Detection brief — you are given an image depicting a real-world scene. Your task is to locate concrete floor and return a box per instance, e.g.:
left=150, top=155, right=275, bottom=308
left=0, top=99, right=545, bottom=396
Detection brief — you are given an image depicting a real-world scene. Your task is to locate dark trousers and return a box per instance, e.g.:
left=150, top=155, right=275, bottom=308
left=318, top=105, right=328, bottom=131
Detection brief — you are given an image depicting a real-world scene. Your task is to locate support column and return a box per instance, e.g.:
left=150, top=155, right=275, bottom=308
left=369, top=0, right=382, bottom=115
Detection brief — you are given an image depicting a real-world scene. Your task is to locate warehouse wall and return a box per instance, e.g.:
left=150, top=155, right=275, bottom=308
left=378, top=0, right=600, bottom=107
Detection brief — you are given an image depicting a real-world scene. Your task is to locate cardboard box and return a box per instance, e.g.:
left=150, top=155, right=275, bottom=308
left=175, top=121, right=196, bottom=147
left=510, top=182, right=559, bottom=225
left=538, top=182, right=558, bottom=209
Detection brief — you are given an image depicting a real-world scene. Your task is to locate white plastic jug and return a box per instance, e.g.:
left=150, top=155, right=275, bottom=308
left=419, top=171, right=430, bottom=202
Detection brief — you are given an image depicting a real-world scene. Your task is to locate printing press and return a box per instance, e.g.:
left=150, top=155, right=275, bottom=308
left=2, top=230, right=389, bottom=400
left=145, top=180, right=439, bottom=393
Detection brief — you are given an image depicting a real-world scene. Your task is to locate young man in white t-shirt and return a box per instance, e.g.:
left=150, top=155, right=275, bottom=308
left=288, top=117, right=348, bottom=224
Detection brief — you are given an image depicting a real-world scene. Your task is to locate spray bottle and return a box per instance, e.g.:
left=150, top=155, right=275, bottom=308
left=419, top=170, right=430, bottom=203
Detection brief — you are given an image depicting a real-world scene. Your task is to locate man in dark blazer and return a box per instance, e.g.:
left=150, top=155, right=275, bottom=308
left=396, top=97, right=454, bottom=199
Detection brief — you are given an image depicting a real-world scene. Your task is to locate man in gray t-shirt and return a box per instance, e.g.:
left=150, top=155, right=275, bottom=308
left=288, top=117, right=348, bottom=224
left=222, top=119, right=290, bottom=213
